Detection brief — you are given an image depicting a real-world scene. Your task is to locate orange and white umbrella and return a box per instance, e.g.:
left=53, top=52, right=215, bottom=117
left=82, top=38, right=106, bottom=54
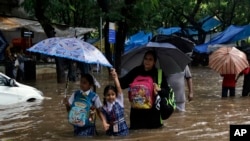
left=209, top=46, right=249, bottom=74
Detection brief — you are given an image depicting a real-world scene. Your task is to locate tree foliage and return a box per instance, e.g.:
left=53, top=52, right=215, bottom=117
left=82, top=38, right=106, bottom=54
left=20, top=0, right=250, bottom=49
left=20, top=0, right=250, bottom=76
left=21, top=0, right=250, bottom=43
left=21, top=0, right=101, bottom=28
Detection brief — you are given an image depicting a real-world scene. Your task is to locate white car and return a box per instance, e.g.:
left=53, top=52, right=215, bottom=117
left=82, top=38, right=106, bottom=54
left=0, top=72, right=44, bottom=105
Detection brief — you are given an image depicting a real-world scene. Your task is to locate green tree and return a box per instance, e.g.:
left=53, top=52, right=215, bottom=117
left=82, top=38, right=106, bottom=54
left=21, top=0, right=250, bottom=72
left=21, top=0, right=101, bottom=83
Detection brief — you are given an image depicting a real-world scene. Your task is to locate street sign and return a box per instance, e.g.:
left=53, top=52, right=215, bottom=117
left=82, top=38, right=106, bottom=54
left=108, top=22, right=116, bottom=43
left=21, top=30, right=34, bottom=38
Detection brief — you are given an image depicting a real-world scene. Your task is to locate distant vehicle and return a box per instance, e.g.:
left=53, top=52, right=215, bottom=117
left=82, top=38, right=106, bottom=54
left=0, top=72, right=44, bottom=105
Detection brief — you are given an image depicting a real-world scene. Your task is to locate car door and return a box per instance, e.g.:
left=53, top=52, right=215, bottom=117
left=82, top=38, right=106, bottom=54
left=0, top=75, right=21, bottom=105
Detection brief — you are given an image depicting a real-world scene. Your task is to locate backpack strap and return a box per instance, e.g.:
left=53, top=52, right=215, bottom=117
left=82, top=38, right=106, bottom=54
left=72, top=90, right=82, bottom=103
left=88, top=91, right=97, bottom=103
left=158, top=69, right=162, bottom=88
left=73, top=90, right=96, bottom=103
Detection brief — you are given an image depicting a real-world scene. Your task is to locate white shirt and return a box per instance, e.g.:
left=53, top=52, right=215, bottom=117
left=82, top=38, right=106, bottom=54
left=103, top=92, right=124, bottom=112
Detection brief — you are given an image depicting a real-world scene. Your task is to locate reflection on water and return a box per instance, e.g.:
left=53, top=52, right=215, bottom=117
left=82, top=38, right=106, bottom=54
left=0, top=102, right=43, bottom=140
left=0, top=66, right=250, bottom=141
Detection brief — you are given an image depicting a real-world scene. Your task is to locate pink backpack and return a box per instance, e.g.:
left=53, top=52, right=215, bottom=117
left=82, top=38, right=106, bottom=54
left=129, top=75, right=154, bottom=109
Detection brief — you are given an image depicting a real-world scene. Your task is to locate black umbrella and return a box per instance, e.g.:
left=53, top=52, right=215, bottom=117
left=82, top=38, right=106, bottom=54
left=151, top=34, right=195, bottom=53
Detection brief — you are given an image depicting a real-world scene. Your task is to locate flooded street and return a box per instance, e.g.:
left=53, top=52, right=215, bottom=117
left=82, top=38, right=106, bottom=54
left=1, top=66, right=250, bottom=141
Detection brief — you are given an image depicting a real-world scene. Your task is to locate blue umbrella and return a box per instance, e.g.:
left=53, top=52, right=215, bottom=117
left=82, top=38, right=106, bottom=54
left=27, top=37, right=112, bottom=67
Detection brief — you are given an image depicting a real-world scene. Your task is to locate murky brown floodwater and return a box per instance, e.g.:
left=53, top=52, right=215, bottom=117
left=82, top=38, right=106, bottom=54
left=1, top=66, right=250, bottom=141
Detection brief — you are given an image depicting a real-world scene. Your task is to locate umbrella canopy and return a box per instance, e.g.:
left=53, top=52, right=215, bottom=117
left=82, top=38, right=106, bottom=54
left=121, top=42, right=192, bottom=75
left=209, top=46, right=249, bottom=74
left=27, top=37, right=112, bottom=67
left=151, top=34, right=195, bottom=54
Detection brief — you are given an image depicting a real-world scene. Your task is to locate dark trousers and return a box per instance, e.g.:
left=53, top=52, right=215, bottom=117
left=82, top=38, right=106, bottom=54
left=242, top=86, right=250, bottom=96
left=242, top=75, right=250, bottom=96
left=222, top=87, right=235, bottom=97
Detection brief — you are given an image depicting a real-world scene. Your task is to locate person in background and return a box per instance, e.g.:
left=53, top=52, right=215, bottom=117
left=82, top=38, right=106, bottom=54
left=13, top=53, right=19, bottom=79
left=4, top=43, right=16, bottom=79
left=101, top=68, right=129, bottom=136
left=16, top=51, right=25, bottom=81
left=236, top=58, right=250, bottom=96
left=67, top=61, right=77, bottom=82
left=78, top=62, right=90, bottom=74
left=220, top=74, right=236, bottom=97
left=166, top=65, right=193, bottom=112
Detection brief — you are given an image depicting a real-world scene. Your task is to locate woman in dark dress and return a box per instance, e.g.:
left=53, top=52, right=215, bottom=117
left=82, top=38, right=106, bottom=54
left=117, top=50, right=172, bottom=129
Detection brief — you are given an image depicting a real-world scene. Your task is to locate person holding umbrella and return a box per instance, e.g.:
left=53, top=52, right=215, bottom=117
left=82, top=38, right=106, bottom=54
left=101, top=68, right=129, bottom=136
left=116, top=50, right=173, bottom=129
left=220, top=74, right=236, bottom=97
left=209, top=46, right=249, bottom=98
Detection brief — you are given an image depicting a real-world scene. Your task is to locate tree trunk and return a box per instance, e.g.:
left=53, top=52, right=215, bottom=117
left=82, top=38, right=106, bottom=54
left=115, top=21, right=128, bottom=75
left=55, top=58, right=65, bottom=83
left=34, top=0, right=65, bottom=83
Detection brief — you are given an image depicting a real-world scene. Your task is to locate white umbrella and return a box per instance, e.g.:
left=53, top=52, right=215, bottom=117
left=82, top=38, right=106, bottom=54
left=27, top=37, right=112, bottom=67
left=27, top=37, right=112, bottom=97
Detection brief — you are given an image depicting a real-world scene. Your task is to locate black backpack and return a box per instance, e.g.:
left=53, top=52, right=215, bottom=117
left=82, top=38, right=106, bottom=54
left=157, top=69, right=176, bottom=120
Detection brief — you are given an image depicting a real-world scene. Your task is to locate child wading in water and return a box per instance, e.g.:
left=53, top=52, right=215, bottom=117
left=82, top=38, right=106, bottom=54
left=64, top=73, right=109, bottom=136
left=101, top=69, right=129, bottom=136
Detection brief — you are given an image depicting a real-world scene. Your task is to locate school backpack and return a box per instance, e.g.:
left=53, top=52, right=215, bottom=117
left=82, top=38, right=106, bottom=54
left=157, top=69, right=176, bottom=120
left=128, top=75, right=154, bottom=109
left=68, top=90, right=96, bottom=127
